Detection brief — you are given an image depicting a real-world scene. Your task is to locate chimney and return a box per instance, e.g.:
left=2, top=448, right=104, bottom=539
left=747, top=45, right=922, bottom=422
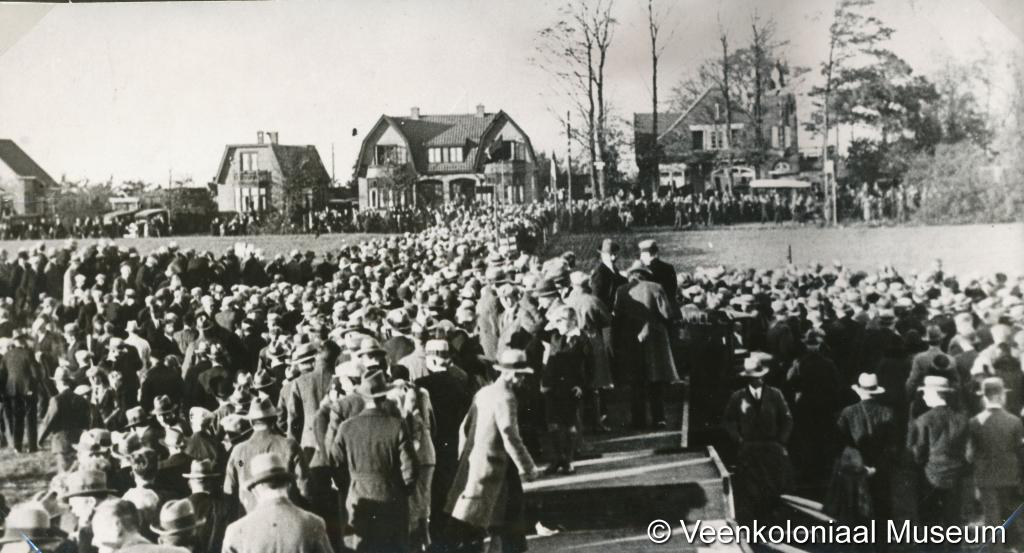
left=268, top=131, right=279, bottom=145
left=410, top=107, right=420, bottom=120
left=476, top=104, right=486, bottom=118
left=257, top=131, right=264, bottom=144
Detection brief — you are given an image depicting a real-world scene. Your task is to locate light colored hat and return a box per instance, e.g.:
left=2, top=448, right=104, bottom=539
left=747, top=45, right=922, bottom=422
left=244, top=452, right=294, bottom=490
left=852, top=373, right=885, bottom=395
left=918, top=375, right=954, bottom=392
left=740, top=352, right=771, bottom=378
left=493, top=349, right=534, bottom=374
left=425, top=339, right=449, bottom=355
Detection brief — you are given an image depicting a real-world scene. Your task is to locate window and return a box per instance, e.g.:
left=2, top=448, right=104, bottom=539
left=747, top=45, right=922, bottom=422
left=691, top=130, right=704, bottom=150
left=730, top=129, right=741, bottom=148
left=428, top=148, right=442, bottom=163
left=710, top=129, right=720, bottom=149
left=234, top=188, right=242, bottom=211
left=374, top=145, right=407, bottom=165
left=782, top=126, right=791, bottom=148
left=771, top=126, right=780, bottom=148
left=370, top=188, right=378, bottom=208
left=448, top=147, right=464, bottom=163
left=240, top=152, right=258, bottom=172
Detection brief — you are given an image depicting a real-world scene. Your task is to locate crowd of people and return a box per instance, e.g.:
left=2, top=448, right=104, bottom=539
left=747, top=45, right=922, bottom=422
left=0, top=198, right=1019, bottom=553
left=0, top=216, right=171, bottom=242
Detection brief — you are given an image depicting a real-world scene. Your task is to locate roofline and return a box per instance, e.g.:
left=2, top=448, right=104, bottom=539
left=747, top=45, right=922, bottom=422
left=657, top=88, right=714, bottom=141
left=352, top=115, right=419, bottom=180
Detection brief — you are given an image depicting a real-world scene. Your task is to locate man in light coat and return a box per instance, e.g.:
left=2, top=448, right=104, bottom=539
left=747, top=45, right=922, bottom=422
left=565, top=270, right=614, bottom=431
left=446, top=349, right=538, bottom=553
left=221, top=453, right=333, bottom=553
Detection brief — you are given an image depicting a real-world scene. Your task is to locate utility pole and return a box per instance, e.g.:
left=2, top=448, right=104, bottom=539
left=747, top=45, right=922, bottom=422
left=566, top=111, right=573, bottom=203
left=331, top=142, right=336, bottom=185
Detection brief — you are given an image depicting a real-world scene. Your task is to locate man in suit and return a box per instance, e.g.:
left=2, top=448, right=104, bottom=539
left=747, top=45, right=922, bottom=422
left=722, top=352, right=794, bottom=523
left=1, top=332, right=46, bottom=452
left=221, top=452, right=332, bottom=553
left=637, top=239, right=678, bottom=310
left=908, top=375, right=969, bottom=526
left=833, top=372, right=896, bottom=521
left=185, top=459, right=236, bottom=553
left=589, top=238, right=625, bottom=311
left=787, top=330, right=845, bottom=484
left=968, top=377, right=1024, bottom=546
left=224, top=398, right=307, bottom=514
left=38, top=366, right=92, bottom=471
left=333, top=370, right=416, bottom=553
left=90, top=499, right=187, bottom=553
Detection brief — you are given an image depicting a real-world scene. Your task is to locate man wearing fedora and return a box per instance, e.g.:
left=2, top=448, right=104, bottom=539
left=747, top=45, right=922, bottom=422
left=1, top=330, right=45, bottom=453
left=637, top=240, right=678, bottom=312
left=61, top=469, right=117, bottom=553
left=786, top=330, right=844, bottom=486
left=224, top=398, right=307, bottom=514
left=589, top=239, right=625, bottom=311
left=332, top=369, right=416, bottom=553
left=184, top=459, right=236, bottom=553
left=722, top=352, right=793, bottom=523
left=908, top=375, right=969, bottom=526
left=446, top=349, right=538, bottom=553
left=222, top=452, right=332, bottom=553
left=613, top=260, right=679, bottom=429
left=827, top=373, right=896, bottom=522
left=90, top=499, right=188, bottom=553
left=151, top=499, right=204, bottom=553
left=968, top=377, right=1024, bottom=549
left=0, top=503, right=74, bottom=553
left=39, top=367, right=93, bottom=472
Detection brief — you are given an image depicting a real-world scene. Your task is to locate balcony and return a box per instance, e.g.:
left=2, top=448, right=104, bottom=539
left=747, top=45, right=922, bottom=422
left=237, top=170, right=271, bottom=186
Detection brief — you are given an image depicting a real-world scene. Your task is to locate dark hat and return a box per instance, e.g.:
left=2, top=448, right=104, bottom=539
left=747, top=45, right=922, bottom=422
left=931, top=354, right=953, bottom=373
left=150, top=499, right=206, bottom=536
left=925, top=325, right=946, bottom=344
left=803, top=329, right=824, bottom=347
left=354, top=337, right=385, bottom=357
left=252, top=369, right=276, bottom=391
left=244, top=452, right=294, bottom=490
left=626, top=260, right=653, bottom=278
left=357, top=369, right=391, bottom=398
left=125, top=406, right=150, bottom=428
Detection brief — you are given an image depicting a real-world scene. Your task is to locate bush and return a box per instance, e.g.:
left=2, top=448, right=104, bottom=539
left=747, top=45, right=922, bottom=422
left=905, top=142, right=1023, bottom=224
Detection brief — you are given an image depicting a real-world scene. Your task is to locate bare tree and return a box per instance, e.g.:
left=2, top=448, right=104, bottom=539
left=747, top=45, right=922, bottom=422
left=533, top=0, right=617, bottom=198
left=718, top=18, right=736, bottom=193
left=646, top=0, right=675, bottom=196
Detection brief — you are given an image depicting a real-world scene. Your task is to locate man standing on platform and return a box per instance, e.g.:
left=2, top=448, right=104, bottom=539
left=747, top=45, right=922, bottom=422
left=722, top=352, right=794, bottom=523
left=589, top=239, right=625, bottom=311
left=638, top=240, right=678, bottom=311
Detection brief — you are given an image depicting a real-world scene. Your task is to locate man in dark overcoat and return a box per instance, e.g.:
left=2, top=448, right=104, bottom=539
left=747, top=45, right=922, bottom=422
left=967, top=377, right=1024, bottom=545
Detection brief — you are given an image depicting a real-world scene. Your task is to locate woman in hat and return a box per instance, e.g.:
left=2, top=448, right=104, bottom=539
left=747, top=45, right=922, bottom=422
left=824, top=373, right=896, bottom=524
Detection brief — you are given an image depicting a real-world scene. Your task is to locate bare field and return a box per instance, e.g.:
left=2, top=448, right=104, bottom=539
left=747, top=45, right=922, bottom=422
left=543, top=223, right=1024, bottom=277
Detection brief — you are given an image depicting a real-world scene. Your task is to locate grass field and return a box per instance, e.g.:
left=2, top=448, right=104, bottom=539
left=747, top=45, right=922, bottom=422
left=0, top=449, right=55, bottom=507
left=543, top=222, right=1024, bottom=277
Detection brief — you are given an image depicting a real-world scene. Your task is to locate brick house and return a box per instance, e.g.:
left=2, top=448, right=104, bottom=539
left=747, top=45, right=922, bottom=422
left=0, top=139, right=57, bottom=216
left=634, top=74, right=799, bottom=195
left=354, top=105, right=540, bottom=209
left=209, top=132, right=330, bottom=214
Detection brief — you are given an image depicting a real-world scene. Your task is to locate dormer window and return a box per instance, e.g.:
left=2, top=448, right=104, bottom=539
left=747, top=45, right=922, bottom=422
left=428, top=147, right=464, bottom=163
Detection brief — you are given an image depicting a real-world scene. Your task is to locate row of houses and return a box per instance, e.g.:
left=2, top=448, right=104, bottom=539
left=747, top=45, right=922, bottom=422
left=1, top=83, right=804, bottom=217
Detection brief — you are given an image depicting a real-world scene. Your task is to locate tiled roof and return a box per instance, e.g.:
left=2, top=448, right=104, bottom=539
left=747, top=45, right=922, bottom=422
left=390, top=113, right=497, bottom=147
left=214, top=143, right=329, bottom=184
left=0, top=139, right=56, bottom=186
left=633, top=113, right=682, bottom=136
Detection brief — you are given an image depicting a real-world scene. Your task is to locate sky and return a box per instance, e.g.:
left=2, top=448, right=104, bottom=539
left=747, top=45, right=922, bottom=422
left=0, top=0, right=1019, bottom=185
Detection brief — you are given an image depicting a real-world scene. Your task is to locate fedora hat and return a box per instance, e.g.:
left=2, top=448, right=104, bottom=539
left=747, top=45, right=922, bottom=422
left=638, top=239, right=658, bottom=253
left=852, top=373, right=886, bottom=395
left=918, top=375, right=954, bottom=393
left=183, top=459, right=221, bottom=480
left=0, top=504, right=62, bottom=546
left=626, top=260, right=652, bottom=278
left=354, top=337, right=385, bottom=357
left=251, top=369, right=276, bottom=391
left=978, top=376, right=1010, bottom=398
left=245, top=397, right=280, bottom=421
left=244, top=452, right=295, bottom=490
left=493, top=349, right=534, bottom=374
left=357, top=370, right=392, bottom=398
left=28, top=490, right=68, bottom=521
left=61, top=469, right=116, bottom=499
left=290, top=342, right=318, bottom=366
left=151, top=395, right=176, bottom=416
left=150, top=499, right=206, bottom=536
left=598, top=239, right=619, bottom=255
left=739, top=352, right=772, bottom=378
left=530, top=278, right=560, bottom=298
left=924, top=325, right=946, bottom=344
left=124, top=406, right=150, bottom=428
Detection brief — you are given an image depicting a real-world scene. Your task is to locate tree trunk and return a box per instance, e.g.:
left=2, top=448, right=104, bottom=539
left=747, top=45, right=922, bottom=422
left=720, top=30, right=735, bottom=195
left=649, top=0, right=660, bottom=197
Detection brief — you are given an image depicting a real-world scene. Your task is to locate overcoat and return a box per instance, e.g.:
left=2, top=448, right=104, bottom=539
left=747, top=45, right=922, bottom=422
left=221, top=496, right=332, bottom=553
left=612, top=280, right=678, bottom=384
left=565, top=289, right=613, bottom=389
left=446, top=380, right=536, bottom=529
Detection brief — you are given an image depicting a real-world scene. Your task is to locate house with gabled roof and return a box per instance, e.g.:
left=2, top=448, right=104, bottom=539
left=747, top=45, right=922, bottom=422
left=353, top=105, right=539, bottom=209
left=0, top=139, right=57, bottom=216
left=634, top=71, right=799, bottom=195
left=209, top=131, right=330, bottom=214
